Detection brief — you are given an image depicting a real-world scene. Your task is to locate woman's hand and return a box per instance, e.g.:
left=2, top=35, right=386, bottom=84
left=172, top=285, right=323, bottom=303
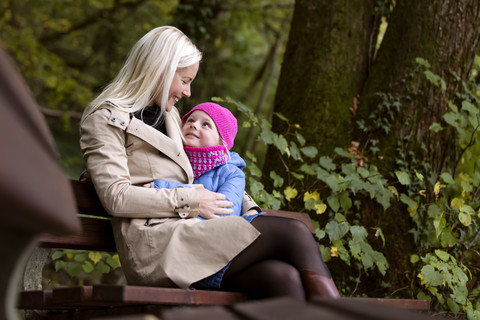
left=195, top=187, right=233, bottom=219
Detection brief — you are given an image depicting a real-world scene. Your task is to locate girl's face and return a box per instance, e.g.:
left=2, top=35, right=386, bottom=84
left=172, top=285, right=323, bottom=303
left=162, top=62, right=199, bottom=112
left=182, top=110, right=221, bottom=148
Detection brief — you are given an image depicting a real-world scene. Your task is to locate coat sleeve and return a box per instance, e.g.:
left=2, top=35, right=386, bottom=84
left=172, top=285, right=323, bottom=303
left=215, top=167, right=245, bottom=216
left=152, top=180, right=191, bottom=189
left=80, top=108, right=199, bottom=219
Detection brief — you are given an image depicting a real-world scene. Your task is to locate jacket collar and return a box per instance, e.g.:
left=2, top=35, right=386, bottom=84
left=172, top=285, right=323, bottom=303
left=126, top=111, right=194, bottom=182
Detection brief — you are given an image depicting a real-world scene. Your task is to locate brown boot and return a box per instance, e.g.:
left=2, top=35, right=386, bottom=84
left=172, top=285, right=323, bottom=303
left=300, top=270, right=341, bottom=299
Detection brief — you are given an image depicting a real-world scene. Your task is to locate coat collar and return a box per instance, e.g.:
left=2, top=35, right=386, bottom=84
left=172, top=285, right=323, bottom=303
left=125, top=110, right=194, bottom=182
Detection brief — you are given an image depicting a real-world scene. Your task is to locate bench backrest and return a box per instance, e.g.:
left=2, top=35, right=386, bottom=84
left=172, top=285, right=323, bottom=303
left=39, top=180, right=315, bottom=252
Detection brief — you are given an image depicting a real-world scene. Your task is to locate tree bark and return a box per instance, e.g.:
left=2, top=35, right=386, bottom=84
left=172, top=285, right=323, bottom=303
left=356, top=0, right=480, bottom=178
left=263, top=0, right=379, bottom=194
left=354, top=0, right=480, bottom=294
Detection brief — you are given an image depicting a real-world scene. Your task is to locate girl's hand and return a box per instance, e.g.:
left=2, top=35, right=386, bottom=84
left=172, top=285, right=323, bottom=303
left=195, top=187, right=233, bottom=219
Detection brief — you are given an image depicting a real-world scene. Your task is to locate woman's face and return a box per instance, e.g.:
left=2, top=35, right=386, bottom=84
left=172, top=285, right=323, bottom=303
left=163, top=62, right=199, bottom=112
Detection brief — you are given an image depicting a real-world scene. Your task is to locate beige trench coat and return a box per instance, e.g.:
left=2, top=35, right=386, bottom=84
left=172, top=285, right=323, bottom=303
left=80, top=105, right=260, bottom=288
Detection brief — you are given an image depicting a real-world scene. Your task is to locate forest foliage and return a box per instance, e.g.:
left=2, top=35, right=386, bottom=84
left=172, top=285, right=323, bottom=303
left=2, top=1, right=480, bottom=318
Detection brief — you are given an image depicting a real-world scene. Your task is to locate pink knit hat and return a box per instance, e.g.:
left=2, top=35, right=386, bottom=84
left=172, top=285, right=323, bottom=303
left=182, top=102, right=238, bottom=150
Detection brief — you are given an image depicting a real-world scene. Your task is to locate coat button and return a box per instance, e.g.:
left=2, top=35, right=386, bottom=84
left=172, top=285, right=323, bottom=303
left=120, top=121, right=126, bottom=126
left=111, top=117, right=116, bottom=122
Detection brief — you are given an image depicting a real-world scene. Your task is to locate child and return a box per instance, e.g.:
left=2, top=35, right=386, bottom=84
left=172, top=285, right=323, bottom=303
left=152, top=102, right=262, bottom=221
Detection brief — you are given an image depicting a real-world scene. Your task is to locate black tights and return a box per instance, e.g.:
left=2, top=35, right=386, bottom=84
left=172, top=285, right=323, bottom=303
left=221, top=215, right=331, bottom=300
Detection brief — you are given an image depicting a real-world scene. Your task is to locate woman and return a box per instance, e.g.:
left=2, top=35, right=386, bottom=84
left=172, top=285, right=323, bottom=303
left=80, top=26, right=339, bottom=300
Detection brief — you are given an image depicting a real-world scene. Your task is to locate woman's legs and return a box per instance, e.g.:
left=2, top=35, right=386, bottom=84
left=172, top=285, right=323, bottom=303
left=221, top=215, right=339, bottom=299
left=222, top=259, right=305, bottom=300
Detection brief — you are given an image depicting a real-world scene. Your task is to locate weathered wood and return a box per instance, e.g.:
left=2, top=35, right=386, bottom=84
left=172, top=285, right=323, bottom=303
left=71, top=180, right=109, bottom=217
left=341, top=297, right=430, bottom=311
left=39, top=216, right=116, bottom=252
left=17, top=290, right=52, bottom=309
left=233, top=297, right=352, bottom=320
left=163, top=305, right=238, bottom=320
left=93, top=284, right=247, bottom=306
left=312, top=296, right=433, bottom=319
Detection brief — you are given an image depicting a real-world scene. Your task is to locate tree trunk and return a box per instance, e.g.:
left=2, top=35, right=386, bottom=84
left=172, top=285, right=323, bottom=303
left=354, top=0, right=480, bottom=294
left=356, top=0, right=480, bottom=178
left=263, top=0, right=379, bottom=194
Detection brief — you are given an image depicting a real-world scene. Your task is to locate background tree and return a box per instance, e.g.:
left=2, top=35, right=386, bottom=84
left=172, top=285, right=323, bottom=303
left=262, top=0, right=381, bottom=203
left=261, top=0, right=480, bottom=305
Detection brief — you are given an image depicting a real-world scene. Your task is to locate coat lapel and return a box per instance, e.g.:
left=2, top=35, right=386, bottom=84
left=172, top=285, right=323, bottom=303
left=126, top=113, right=193, bottom=182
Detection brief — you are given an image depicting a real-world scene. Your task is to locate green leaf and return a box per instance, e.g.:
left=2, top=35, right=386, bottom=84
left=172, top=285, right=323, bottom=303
left=440, top=172, right=455, bottom=184
left=429, top=122, right=443, bottom=133
left=319, top=156, right=336, bottom=171
left=89, top=251, right=102, bottom=265
left=350, top=225, right=368, bottom=241
left=332, top=240, right=350, bottom=265
left=245, top=151, right=257, bottom=162
left=296, top=132, right=306, bottom=146
left=373, top=251, right=388, bottom=275
left=415, top=57, right=431, bottom=68
left=274, top=112, right=289, bottom=122
left=338, top=193, right=352, bottom=212
left=434, top=249, right=450, bottom=262
left=447, top=298, right=460, bottom=314
left=326, top=175, right=341, bottom=193
left=395, top=171, right=411, bottom=185
left=411, top=254, right=420, bottom=264
left=95, top=261, right=110, bottom=274
left=443, top=112, right=458, bottom=127
left=424, top=70, right=446, bottom=90
left=334, top=147, right=352, bottom=158
left=334, top=213, right=347, bottom=223
left=427, top=204, right=443, bottom=218
left=327, top=196, right=340, bottom=213
left=358, top=167, right=369, bottom=178
left=66, top=262, right=83, bottom=277
left=290, top=171, right=304, bottom=180
left=461, top=100, right=478, bottom=115
left=82, top=261, right=95, bottom=273
left=433, top=214, right=446, bottom=238
left=55, top=260, right=66, bottom=272
left=51, top=250, right=64, bottom=260
left=315, top=228, right=326, bottom=241
left=440, top=227, right=458, bottom=248
left=248, top=163, right=262, bottom=178
left=300, top=146, right=318, bottom=158
left=421, top=265, right=444, bottom=286
left=400, top=194, right=417, bottom=214
left=258, top=130, right=274, bottom=144
left=325, top=221, right=349, bottom=241
left=270, top=171, right=284, bottom=188
left=300, top=163, right=317, bottom=175
left=290, top=141, right=302, bottom=161
left=106, top=254, right=121, bottom=269
left=458, top=211, right=472, bottom=226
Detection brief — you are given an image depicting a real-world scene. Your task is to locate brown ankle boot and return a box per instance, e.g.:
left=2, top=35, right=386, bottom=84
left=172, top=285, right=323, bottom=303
left=300, top=270, right=341, bottom=299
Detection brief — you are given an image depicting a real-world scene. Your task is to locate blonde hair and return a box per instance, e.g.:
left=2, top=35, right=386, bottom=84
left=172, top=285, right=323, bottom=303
left=82, top=26, right=202, bottom=123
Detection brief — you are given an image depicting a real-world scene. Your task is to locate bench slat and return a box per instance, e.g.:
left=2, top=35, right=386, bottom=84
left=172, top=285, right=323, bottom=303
left=93, top=284, right=248, bottom=306
left=39, top=216, right=116, bottom=252
left=341, top=297, right=430, bottom=311
left=17, top=290, right=52, bottom=309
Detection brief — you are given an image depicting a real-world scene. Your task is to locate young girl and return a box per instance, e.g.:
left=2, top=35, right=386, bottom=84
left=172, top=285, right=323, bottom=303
left=151, top=102, right=261, bottom=221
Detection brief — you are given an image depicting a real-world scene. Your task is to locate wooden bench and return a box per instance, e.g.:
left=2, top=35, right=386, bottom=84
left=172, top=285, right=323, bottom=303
left=18, top=180, right=430, bottom=314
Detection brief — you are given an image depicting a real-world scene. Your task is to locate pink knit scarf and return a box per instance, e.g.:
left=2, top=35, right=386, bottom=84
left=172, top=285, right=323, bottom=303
left=184, top=145, right=227, bottom=179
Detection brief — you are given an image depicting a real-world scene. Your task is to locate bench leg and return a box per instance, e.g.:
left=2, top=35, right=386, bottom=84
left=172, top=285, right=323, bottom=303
left=0, top=226, right=38, bottom=320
